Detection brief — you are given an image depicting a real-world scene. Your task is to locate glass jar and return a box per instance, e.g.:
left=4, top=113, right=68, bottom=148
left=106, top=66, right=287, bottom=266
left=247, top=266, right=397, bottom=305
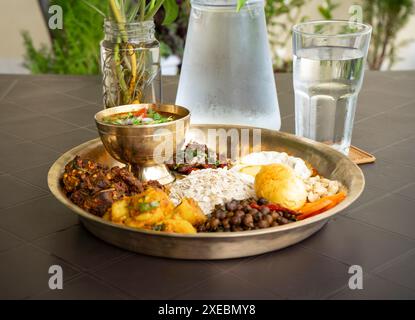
left=101, top=20, right=161, bottom=108
left=176, top=0, right=281, bottom=130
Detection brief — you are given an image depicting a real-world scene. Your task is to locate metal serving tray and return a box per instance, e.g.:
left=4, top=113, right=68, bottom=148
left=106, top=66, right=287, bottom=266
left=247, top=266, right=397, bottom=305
left=48, top=125, right=364, bottom=260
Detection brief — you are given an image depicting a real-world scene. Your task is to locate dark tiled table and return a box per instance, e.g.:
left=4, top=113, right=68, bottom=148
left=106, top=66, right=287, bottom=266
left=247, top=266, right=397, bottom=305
left=0, top=72, right=415, bottom=300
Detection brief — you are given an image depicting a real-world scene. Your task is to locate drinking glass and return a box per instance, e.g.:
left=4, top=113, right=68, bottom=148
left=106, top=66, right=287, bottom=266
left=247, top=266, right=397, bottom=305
left=292, top=20, right=371, bottom=155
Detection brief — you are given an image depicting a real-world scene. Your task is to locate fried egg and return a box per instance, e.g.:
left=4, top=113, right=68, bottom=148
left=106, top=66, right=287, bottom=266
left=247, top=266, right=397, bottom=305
left=231, top=151, right=312, bottom=183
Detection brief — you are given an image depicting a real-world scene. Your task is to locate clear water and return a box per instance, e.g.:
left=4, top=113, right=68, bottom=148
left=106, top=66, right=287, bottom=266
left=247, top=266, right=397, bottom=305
left=101, top=44, right=161, bottom=107
left=293, top=46, right=365, bottom=154
left=176, top=4, right=280, bottom=130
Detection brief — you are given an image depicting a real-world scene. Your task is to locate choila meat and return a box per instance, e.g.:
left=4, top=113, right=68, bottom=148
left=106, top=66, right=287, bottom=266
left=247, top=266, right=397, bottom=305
left=61, top=156, right=160, bottom=217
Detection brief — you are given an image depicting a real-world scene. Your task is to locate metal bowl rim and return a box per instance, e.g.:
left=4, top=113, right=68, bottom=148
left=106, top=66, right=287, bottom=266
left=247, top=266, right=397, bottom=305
left=94, top=104, right=191, bottom=129
left=48, top=124, right=365, bottom=239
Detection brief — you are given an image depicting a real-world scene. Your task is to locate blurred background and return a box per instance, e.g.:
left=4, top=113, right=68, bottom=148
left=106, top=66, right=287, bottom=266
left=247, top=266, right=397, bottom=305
left=1, top=0, right=414, bottom=75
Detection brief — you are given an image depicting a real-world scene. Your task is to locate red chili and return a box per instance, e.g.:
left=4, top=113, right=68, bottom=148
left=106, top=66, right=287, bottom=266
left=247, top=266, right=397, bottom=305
left=133, top=108, right=147, bottom=118
left=249, top=202, right=261, bottom=210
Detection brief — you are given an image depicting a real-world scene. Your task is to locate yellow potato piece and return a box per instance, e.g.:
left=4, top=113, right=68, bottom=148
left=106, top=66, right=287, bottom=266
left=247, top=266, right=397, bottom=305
left=133, top=210, right=165, bottom=226
left=109, top=187, right=204, bottom=234
left=124, top=218, right=147, bottom=229
left=110, top=198, right=129, bottom=223
left=162, top=218, right=197, bottom=234
left=173, top=198, right=207, bottom=226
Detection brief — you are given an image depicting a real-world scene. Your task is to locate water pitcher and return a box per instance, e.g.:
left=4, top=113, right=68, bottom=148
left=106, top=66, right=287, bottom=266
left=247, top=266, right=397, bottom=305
left=176, top=0, right=281, bottom=130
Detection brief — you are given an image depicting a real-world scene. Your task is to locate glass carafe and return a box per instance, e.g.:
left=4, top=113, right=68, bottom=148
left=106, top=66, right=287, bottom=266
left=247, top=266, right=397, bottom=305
left=176, top=0, right=280, bottom=130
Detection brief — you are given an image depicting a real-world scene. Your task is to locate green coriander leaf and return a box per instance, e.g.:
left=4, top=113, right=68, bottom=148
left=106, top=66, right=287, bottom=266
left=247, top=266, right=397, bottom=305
left=138, top=202, right=151, bottom=212
left=153, top=112, right=161, bottom=120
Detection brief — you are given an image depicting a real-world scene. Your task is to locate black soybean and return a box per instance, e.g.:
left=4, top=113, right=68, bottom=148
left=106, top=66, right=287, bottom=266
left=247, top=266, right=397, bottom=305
left=257, top=198, right=268, bottom=205
left=260, top=206, right=270, bottom=215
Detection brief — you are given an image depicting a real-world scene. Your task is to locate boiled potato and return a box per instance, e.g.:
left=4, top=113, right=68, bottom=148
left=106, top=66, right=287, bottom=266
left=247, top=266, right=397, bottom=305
left=162, top=218, right=197, bottom=234
left=110, top=198, right=129, bottom=223
left=110, top=187, right=174, bottom=225
left=132, top=210, right=165, bottom=226
left=109, top=187, right=204, bottom=234
left=128, top=187, right=174, bottom=220
left=173, top=198, right=207, bottom=226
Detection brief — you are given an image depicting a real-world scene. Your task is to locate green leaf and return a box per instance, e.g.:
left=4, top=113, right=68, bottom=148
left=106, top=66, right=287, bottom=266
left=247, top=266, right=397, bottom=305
left=237, top=0, right=247, bottom=12
left=162, top=0, right=179, bottom=25
left=138, top=202, right=152, bottom=212
left=81, top=0, right=106, bottom=17
left=128, top=3, right=141, bottom=22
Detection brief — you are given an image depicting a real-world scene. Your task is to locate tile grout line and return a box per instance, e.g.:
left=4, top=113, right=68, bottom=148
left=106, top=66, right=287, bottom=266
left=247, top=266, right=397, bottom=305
left=28, top=77, right=101, bottom=95
left=4, top=158, right=57, bottom=186
left=89, top=257, right=229, bottom=300
left=368, top=271, right=415, bottom=295
left=32, top=128, right=98, bottom=153
left=26, top=240, right=83, bottom=272
left=82, top=271, right=138, bottom=300
left=1, top=171, right=50, bottom=194
left=222, top=269, right=286, bottom=300
left=345, top=181, right=415, bottom=215
left=0, top=79, right=18, bottom=101
left=371, top=247, right=415, bottom=275
left=29, top=223, right=81, bottom=244
left=341, top=214, right=415, bottom=243
left=22, top=76, right=100, bottom=105
left=27, top=225, right=139, bottom=280
left=60, top=91, right=102, bottom=106
left=5, top=94, right=97, bottom=117
left=45, top=106, right=101, bottom=127
left=370, top=134, right=415, bottom=154
left=167, top=269, right=235, bottom=300
left=319, top=270, right=415, bottom=299
left=321, top=283, right=349, bottom=300
left=0, top=216, right=80, bottom=253
left=392, top=182, right=415, bottom=201
left=0, top=227, right=84, bottom=280
left=355, top=97, right=415, bottom=124
left=26, top=273, right=85, bottom=300
left=297, top=213, right=415, bottom=271
left=0, top=192, right=51, bottom=214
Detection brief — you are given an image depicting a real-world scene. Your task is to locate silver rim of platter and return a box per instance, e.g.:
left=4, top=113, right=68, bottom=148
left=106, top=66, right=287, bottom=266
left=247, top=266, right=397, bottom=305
left=48, top=124, right=365, bottom=260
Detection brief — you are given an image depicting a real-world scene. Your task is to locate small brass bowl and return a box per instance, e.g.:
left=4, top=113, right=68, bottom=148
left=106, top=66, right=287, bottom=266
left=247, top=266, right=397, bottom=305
left=95, top=104, right=190, bottom=184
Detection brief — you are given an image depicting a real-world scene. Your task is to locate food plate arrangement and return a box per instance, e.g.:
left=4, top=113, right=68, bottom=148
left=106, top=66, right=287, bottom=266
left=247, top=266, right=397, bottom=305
left=48, top=119, right=365, bottom=260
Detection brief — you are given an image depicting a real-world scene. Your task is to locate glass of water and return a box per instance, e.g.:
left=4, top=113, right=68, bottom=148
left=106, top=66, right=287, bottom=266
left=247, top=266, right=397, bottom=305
left=292, top=20, right=372, bottom=155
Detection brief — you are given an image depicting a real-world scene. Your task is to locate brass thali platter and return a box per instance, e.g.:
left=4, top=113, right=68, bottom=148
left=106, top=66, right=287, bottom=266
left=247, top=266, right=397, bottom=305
left=48, top=124, right=365, bottom=260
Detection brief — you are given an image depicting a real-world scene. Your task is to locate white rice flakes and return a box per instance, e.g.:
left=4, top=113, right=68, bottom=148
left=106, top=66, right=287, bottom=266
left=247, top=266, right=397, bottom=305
left=169, top=168, right=255, bottom=215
